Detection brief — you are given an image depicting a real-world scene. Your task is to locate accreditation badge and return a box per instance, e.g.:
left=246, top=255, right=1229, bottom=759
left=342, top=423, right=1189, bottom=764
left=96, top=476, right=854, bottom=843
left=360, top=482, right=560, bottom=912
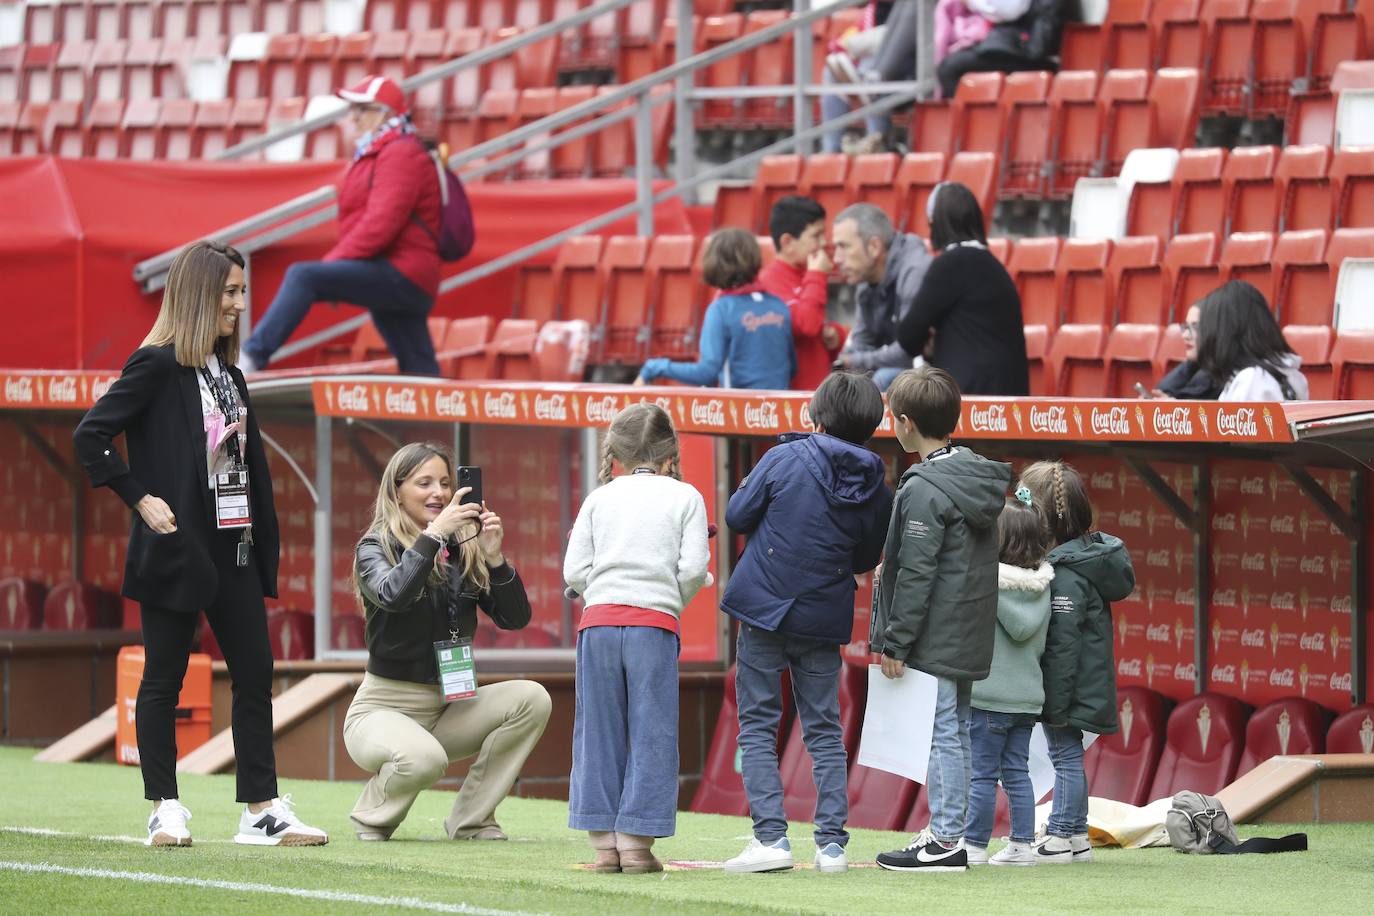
left=214, top=469, right=252, bottom=529
left=433, top=638, right=479, bottom=701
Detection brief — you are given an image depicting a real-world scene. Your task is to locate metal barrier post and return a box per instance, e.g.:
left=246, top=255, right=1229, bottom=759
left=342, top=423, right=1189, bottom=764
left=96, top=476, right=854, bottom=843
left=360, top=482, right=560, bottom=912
left=673, top=0, right=696, bottom=205
left=313, top=414, right=333, bottom=660
left=633, top=92, right=656, bottom=236
left=793, top=0, right=814, bottom=156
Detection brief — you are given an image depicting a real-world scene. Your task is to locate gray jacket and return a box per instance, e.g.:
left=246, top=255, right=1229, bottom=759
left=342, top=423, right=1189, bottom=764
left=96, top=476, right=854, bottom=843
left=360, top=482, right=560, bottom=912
left=844, top=233, right=933, bottom=371
left=972, top=561, right=1054, bottom=714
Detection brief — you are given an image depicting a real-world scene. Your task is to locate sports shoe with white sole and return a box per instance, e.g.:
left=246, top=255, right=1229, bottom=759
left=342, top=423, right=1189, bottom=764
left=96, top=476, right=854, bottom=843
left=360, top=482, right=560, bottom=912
left=146, top=799, right=193, bottom=847
left=1071, top=833, right=1094, bottom=862
left=965, top=843, right=989, bottom=866
left=1032, top=834, right=1073, bottom=864
left=234, top=795, right=328, bottom=846
left=990, top=841, right=1036, bottom=866
left=814, top=842, right=848, bottom=873
left=876, top=828, right=968, bottom=873
left=724, top=837, right=794, bottom=873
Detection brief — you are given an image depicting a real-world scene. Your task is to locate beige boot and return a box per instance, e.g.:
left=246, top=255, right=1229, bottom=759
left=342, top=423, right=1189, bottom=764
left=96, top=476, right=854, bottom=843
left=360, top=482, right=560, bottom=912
left=616, top=833, right=663, bottom=875
left=590, top=830, right=620, bottom=873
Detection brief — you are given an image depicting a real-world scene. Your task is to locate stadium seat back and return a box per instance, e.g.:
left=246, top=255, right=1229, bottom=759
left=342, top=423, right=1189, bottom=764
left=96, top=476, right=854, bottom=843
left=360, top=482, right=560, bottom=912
left=1048, top=323, right=1108, bottom=396
left=600, top=235, right=653, bottom=364
left=1282, top=325, right=1335, bottom=397
left=43, top=581, right=120, bottom=630
left=1084, top=687, right=1171, bottom=805
left=1221, top=231, right=1277, bottom=299
left=266, top=608, right=314, bottom=660
left=1166, top=231, right=1221, bottom=321
left=1105, top=323, right=1164, bottom=396
left=1059, top=238, right=1114, bottom=325
left=1148, top=693, right=1251, bottom=799
left=1109, top=235, right=1164, bottom=323
left=798, top=154, right=851, bottom=233
left=1151, top=67, right=1202, bottom=150
left=893, top=152, right=947, bottom=235
left=1236, top=697, right=1327, bottom=778
left=945, top=152, right=998, bottom=226
left=1325, top=704, right=1374, bottom=754
left=534, top=320, right=590, bottom=382
left=438, top=316, right=494, bottom=379
left=552, top=235, right=605, bottom=326
left=1333, top=253, right=1374, bottom=333
left=1009, top=237, right=1062, bottom=328
left=1277, top=144, right=1334, bottom=233
left=1273, top=228, right=1331, bottom=325
left=0, top=578, right=47, bottom=630
left=488, top=318, right=541, bottom=380
left=1331, top=147, right=1374, bottom=230
left=848, top=152, right=901, bottom=220
left=648, top=235, right=704, bottom=360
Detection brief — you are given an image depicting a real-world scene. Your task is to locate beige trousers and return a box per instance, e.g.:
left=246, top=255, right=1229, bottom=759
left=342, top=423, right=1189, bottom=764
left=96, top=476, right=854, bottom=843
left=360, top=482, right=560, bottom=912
left=343, top=672, right=552, bottom=838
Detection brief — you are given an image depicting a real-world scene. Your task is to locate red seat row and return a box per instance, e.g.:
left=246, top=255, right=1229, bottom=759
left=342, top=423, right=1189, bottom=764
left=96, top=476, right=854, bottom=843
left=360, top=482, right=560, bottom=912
left=1286, top=59, right=1374, bottom=147
left=0, top=577, right=122, bottom=630
left=13, top=0, right=315, bottom=43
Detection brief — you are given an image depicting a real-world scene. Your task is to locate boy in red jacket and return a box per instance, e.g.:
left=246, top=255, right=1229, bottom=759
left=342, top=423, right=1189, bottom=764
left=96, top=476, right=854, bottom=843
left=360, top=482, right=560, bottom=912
left=757, top=197, right=847, bottom=390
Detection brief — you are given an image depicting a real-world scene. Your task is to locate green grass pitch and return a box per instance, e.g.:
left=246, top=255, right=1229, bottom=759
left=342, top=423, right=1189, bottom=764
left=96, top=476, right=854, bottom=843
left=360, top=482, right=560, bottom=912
left=0, top=746, right=1370, bottom=914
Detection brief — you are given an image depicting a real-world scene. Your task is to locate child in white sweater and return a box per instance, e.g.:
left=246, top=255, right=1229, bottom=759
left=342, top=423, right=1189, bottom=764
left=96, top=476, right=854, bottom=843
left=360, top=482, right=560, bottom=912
left=563, top=402, right=712, bottom=874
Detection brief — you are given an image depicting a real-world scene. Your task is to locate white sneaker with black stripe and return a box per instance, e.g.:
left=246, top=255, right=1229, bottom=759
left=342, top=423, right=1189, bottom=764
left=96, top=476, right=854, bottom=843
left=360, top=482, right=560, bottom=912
left=233, top=795, right=328, bottom=846
left=146, top=799, right=193, bottom=847
left=1071, top=833, right=1094, bottom=863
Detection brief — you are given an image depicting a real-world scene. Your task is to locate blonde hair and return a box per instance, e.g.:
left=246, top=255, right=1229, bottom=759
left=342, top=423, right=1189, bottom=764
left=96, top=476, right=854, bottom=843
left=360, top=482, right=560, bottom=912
left=142, top=240, right=245, bottom=367
left=353, top=442, right=490, bottom=607
left=1017, top=460, right=1094, bottom=545
left=598, top=403, right=681, bottom=484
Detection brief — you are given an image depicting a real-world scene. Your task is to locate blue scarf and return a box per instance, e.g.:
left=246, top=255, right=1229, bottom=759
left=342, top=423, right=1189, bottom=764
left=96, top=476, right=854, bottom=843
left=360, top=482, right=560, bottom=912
left=354, top=113, right=416, bottom=160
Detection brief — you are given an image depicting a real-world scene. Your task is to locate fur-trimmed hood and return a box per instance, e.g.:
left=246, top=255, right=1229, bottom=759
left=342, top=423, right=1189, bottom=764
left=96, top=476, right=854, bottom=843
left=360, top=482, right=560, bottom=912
left=998, top=560, right=1054, bottom=592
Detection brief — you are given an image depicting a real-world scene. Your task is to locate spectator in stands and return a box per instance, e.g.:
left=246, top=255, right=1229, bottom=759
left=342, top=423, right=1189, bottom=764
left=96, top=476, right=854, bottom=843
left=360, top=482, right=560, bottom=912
left=759, top=196, right=848, bottom=389
left=832, top=203, right=933, bottom=391
left=1195, top=281, right=1309, bottom=402
left=239, top=75, right=443, bottom=376
left=936, top=0, right=1062, bottom=99
left=1151, top=304, right=1221, bottom=399
left=821, top=1, right=896, bottom=154
left=345, top=443, right=551, bottom=842
left=73, top=241, right=328, bottom=849
left=934, top=1, right=994, bottom=92
left=896, top=182, right=1030, bottom=395
left=637, top=229, right=796, bottom=389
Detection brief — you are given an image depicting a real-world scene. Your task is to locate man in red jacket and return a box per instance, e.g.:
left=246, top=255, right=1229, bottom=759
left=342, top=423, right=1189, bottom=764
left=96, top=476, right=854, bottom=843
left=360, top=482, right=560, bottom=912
left=757, top=197, right=847, bottom=390
left=241, top=76, right=443, bottom=375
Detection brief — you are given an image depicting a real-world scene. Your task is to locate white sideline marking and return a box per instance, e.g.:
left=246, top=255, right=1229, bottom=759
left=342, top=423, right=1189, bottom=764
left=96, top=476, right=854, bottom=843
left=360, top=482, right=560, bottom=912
left=1, top=826, right=230, bottom=845
left=0, top=861, right=545, bottom=916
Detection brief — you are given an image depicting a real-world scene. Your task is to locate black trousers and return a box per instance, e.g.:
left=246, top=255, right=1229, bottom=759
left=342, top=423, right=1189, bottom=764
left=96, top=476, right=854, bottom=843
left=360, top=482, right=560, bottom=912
left=936, top=48, right=1053, bottom=100
left=137, top=529, right=278, bottom=802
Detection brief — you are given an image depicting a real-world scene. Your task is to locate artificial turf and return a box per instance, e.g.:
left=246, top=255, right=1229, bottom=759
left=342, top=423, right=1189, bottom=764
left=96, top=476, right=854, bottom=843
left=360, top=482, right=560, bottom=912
left=0, top=746, right=1369, bottom=914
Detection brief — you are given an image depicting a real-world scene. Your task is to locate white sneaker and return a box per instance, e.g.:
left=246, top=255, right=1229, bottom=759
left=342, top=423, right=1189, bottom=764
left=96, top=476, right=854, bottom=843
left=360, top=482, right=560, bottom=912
left=814, top=842, right=848, bottom=873
left=965, top=843, right=989, bottom=866
left=234, top=795, right=329, bottom=846
left=990, top=841, right=1036, bottom=866
left=1071, top=833, right=1094, bottom=863
left=1031, top=834, right=1073, bottom=864
left=146, top=799, right=193, bottom=847
left=725, top=837, right=794, bottom=873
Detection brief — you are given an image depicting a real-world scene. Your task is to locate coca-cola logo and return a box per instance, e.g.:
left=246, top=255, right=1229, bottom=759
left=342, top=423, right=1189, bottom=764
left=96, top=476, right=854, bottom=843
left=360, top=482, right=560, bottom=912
left=1239, top=476, right=1264, bottom=495
left=689, top=399, right=726, bottom=428
left=1299, top=555, right=1325, bottom=574
left=798, top=401, right=814, bottom=430
left=1212, top=588, right=1237, bottom=607
left=1331, top=672, right=1352, bottom=692
left=1146, top=549, right=1170, bottom=568
left=47, top=377, right=78, bottom=403
left=1270, top=515, right=1295, bottom=534
left=1217, top=407, right=1258, bottom=437
left=744, top=401, right=779, bottom=430
left=1331, top=595, right=1353, bottom=613
left=1152, top=406, right=1195, bottom=436
left=1241, top=628, right=1266, bottom=648
left=1174, top=588, right=1196, bottom=605
left=1271, top=592, right=1295, bottom=611
left=533, top=394, right=567, bottom=422
left=434, top=390, right=468, bottom=418
left=1174, top=663, right=1197, bottom=681
left=1300, top=632, right=1326, bottom=652
left=1145, top=624, right=1170, bottom=642
left=1211, top=664, right=1237, bottom=684
left=1090, top=472, right=1114, bottom=490
left=336, top=384, right=369, bottom=412
left=92, top=377, right=116, bottom=400
left=968, top=403, right=1008, bottom=433
left=1029, top=405, right=1068, bottom=434
left=3, top=376, right=34, bottom=403
left=585, top=395, right=619, bottom=424
left=1241, top=552, right=1265, bottom=571
left=1090, top=406, right=1130, bottom=436
left=1118, top=510, right=1143, bottom=529
left=383, top=387, right=417, bottom=415
left=1212, top=513, right=1236, bottom=532
left=484, top=391, right=518, bottom=419
left=1117, top=658, right=1142, bottom=677
left=1269, top=668, right=1295, bottom=687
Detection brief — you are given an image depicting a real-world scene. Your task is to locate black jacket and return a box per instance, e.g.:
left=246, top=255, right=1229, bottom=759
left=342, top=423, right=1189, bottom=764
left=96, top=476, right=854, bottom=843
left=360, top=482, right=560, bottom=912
left=979, top=0, right=1064, bottom=63
left=355, top=533, right=532, bottom=684
left=871, top=447, right=1011, bottom=680
left=72, top=344, right=279, bottom=612
left=1157, top=360, right=1222, bottom=399
left=897, top=245, right=1030, bottom=396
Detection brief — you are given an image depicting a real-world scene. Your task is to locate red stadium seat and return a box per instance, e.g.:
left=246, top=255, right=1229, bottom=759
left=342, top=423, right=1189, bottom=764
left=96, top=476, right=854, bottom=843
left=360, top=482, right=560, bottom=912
left=333, top=31, right=374, bottom=91
left=1105, top=324, right=1165, bottom=396
left=1152, top=0, right=1204, bottom=68
left=959, top=71, right=1049, bottom=156
left=1009, top=236, right=1062, bottom=331
left=1058, top=238, right=1114, bottom=326
left=1272, top=228, right=1331, bottom=325
left=476, top=86, right=518, bottom=146
left=533, top=319, right=590, bottom=382
left=1287, top=60, right=1374, bottom=148
left=1334, top=329, right=1374, bottom=398
left=263, top=33, right=304, bottom=99
left=599, top=235, right=653, bottom=364
left=84, top=97, right=124, bottom=158
left=1152, top=67, right=1204, bottom=152
left=0, top=578, right=47, bottom=630
left=1168, top=231, right=1225, bottom=321
left=1053, top=69, right=1148, bottom=198
left=1119, top=232, right=1215, bottom=326
left=43, top=581, right=121, bottom=630
left=1221, top=231, right=1277, bottom=299
left=1101, top=0, right=1153, bottom=71
left=513, top=86, right=559, bottom=179
left=893, top=152, right=946, bottom=235
left=1004, top=69, right=1098, bottom=200
left=1048, top=323, right=1108, bottom=396
left=698, top=13, right=745, bottom=129
left=19, top=41, right=57, bottom=103
left=648, top=234, right=705, bottom=360
left=547, top=85, right=596, bottom=178
left=88, top=38, right=127, bottom=101
left=743, top=10, right=794, bottom=129
left=1083, top=687, right=1171, bottom=805
left=487, top=318, right=541, bottom=380
left=1148, top=693, right=1251, bottom=799
left=266, top=608, right=314, bottom=660
left=1325, top=704, right=1374, bottom=754
left=1235, top=698, right=1328, bottom=777
left=848, top=152, right=902, bottom=223
left=1025, top=324, right=1050, bottom=395
left=47, top=99, right=83, bottom=157
left=1204, top=3, right=1258, bottom=116
left=1272, top=144, right=1332, bottom=233
left=944, top=152, right=998, bottom=227
left=1332, top=147, right=1374, bottom=230
left=367, top=30, right=411, bottom=86
left=1221, top=145, right=1281, bottom=236
left=1108, top=235, right=1164, bottom=323
left=987, top=237, right=1013, bottom=264
left=437, top=316, right=494, bottom=379
left=798, top=154, right=851, bottom=233
left=1282, top=325, right=1335, bottom=398
left=1129, top=147, right=1225, bottom=241
left=1309, top=0, right=1374, bottom=92
left=53, top=39, right=91, bottom=103
left=1250, top=0, right=1319, bottom=118
left=552, top=234, right=605, bottom=326
left=332, top=613, right=367, bottom=651
left=1154, top=320, right=1189, bottom=378
left=1314, top=228, right=1374, bottom=325
left=189, top=97, right=231, bottom=158
left=121, top=97, right=161, bottom=159
left=779, top=661, right=865, bottom=824
left=847, top=765, right=919, bottom=831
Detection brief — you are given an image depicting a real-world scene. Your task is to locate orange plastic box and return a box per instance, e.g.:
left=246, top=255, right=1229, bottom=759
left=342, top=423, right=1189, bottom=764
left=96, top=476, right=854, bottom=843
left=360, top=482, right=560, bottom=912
left=115, top=646, right=213, bottom=766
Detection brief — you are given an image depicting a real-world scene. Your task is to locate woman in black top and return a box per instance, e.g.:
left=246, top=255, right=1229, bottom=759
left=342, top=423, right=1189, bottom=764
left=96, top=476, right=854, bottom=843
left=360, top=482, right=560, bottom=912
left=896, top=182, right=1030, bottom=395
left=344, top=442, right=551, bottom=841
left=73, top=241, right=327, bottom=848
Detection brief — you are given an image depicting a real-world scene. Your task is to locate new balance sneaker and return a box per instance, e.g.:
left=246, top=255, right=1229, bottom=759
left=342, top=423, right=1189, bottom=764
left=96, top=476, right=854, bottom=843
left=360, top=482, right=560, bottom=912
left=1032, top=834, right=1073, bottom=864
left=965, top=843, right=989, bottom=866
left=234, top=795, right=328, bottom=846
left=814, top=842, right=848, bottom=873
left=724, top=837, right=794, bottom=873
left=1071, top=833, right=1094, bottom=863
left=876, top=829, right=968, bottom=873
left=989, top=841, right=1036, bottom=867
left=146, top=799, right=192, bottom=847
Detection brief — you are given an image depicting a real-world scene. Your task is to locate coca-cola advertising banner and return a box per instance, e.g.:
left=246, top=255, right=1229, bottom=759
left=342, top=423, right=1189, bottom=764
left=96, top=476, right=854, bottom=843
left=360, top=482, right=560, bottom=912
left=311, top=380, right=1299, bottom=445
left=0, top=371, right=120, bottom=410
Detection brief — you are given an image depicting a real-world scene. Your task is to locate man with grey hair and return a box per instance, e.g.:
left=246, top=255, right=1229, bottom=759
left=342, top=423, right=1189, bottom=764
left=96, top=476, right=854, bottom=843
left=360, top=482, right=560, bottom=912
left=831, top=203, right=933, bottom=391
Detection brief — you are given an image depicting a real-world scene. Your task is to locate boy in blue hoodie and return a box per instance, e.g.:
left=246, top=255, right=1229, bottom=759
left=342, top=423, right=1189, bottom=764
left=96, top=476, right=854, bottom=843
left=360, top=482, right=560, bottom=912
left=638, top=228, right=797, bottom=390
left=720, top=372, right=894, bottom=875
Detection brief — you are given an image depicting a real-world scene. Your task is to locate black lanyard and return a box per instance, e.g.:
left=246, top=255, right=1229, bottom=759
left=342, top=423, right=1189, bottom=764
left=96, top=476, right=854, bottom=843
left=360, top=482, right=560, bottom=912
left=924, top=445, right=956, bottom=462
left=198, top=363, right=244, bottom=469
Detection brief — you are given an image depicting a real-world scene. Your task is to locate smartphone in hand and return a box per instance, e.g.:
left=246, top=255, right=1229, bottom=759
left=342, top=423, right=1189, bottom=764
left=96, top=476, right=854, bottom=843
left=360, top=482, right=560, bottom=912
left=457, top=466, right=483, bottom=506
left=1135, top=383, right=1155, bottom=399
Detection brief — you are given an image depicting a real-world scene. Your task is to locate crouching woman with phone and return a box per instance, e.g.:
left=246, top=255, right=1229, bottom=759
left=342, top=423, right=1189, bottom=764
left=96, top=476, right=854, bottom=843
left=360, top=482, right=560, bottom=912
left=344, top=442, right=552, bottom=841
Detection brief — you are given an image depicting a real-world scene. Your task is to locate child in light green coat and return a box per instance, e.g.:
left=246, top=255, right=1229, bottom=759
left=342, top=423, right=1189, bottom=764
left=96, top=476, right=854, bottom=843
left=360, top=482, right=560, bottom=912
left=964, top=488, right=1053, bottom=867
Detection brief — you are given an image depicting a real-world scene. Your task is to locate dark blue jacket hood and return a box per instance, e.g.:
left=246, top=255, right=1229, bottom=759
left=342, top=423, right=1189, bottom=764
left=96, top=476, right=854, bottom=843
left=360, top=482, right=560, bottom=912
left=789, top=433, right=889, bottom=508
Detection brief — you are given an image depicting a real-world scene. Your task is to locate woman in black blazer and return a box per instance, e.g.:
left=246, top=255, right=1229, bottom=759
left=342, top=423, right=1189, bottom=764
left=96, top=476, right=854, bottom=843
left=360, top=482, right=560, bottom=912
left=896, top=182, right=1030, bottom=396
left=73, top=241, right=327, bottom=848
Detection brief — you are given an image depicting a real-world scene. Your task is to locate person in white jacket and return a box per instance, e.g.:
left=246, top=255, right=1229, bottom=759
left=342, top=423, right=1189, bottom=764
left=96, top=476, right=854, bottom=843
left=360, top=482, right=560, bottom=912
left=1196, top=280, right=1309, bottom=402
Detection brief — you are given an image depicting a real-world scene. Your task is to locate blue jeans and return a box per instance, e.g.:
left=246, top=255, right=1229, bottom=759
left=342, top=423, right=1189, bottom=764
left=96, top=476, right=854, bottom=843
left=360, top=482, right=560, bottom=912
left=735, top=623, right=849, bottom=848
left=243, top=258, right=439, bottom=375
left=568, top=626, right=680, bottom=837
left=820, top=68, right=890, bottom=153
left=872, top=366, right=904, bottom=391
left=926, top=676, right=972, bottom=844
left=965, top=708, right=1036, bottom=846
left=1045, top=724, right=1088, bottom=837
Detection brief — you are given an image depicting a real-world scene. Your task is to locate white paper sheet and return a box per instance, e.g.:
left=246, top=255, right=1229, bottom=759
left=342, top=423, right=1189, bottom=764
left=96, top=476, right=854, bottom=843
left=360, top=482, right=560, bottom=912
left=856, top=664, right=938, bottom=784
left=1028, top=724, right=1100, bottom=801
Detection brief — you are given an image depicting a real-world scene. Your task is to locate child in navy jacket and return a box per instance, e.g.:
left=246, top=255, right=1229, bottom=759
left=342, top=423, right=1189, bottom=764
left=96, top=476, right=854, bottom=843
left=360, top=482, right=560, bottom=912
left=638, top=229, right=797, bottom=390
left=719, top=373, right=893, bottom=874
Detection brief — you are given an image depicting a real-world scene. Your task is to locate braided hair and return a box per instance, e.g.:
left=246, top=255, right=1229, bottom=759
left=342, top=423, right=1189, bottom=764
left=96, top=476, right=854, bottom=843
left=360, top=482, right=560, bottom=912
left=1017, top=460, right=1093, bottom=545
left=596, top=402, right=681, bottom=484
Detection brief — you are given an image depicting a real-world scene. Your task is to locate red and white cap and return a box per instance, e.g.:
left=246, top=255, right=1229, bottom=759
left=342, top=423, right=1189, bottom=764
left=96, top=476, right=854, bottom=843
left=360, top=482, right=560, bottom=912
left=337, top=75, right=408, bottom=116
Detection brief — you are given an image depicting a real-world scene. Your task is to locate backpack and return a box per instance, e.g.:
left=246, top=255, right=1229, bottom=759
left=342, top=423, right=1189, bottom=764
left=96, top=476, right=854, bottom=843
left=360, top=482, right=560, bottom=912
left=368, top=137, right=477, bottom=263
left=1166, top=791, right=1308, bottom=855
